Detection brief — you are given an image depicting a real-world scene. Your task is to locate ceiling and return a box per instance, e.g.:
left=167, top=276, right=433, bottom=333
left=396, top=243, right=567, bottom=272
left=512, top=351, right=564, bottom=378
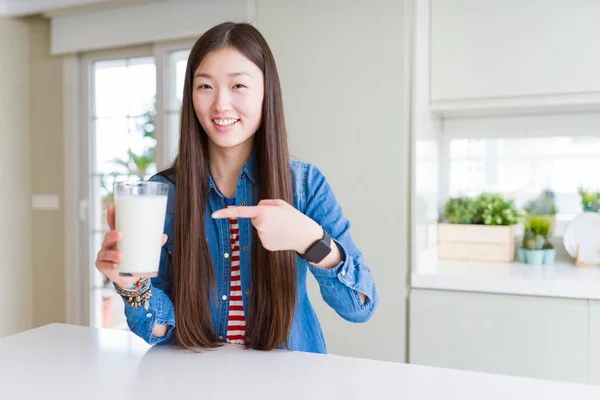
left=0, top=0, right=158, bottom=17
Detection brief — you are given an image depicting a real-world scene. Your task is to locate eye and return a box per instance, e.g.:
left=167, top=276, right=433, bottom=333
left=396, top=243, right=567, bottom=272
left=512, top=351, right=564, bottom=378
left=232, top=84, right=247, bottom=90
left=197, top=84, right=212, bottom=90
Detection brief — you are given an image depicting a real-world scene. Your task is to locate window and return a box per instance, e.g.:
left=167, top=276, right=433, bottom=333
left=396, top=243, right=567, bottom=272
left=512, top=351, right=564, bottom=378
left=448, top=136, right=600, bottom=221
left=412, top=113, right=600, bottom=267
left=90, top=55, right=157, bottom=330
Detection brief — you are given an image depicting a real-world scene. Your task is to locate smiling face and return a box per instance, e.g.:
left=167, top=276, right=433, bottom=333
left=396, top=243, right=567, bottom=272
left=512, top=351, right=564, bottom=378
left=192, top=47, right=265, bottom=152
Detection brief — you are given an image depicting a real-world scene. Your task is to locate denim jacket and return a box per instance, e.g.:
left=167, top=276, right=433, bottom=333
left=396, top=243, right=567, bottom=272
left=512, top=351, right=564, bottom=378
left=122, top=151, right=378, bottom=354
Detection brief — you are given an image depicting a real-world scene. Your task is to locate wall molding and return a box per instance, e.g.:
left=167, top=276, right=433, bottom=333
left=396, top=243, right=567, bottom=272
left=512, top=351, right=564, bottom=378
left=50, top=0, right=253, bottom=55
left=431, top=92, right=600, bottom=119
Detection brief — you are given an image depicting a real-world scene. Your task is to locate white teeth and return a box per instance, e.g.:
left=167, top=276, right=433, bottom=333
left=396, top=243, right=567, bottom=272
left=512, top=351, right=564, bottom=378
left=213, top=118, right=238, bottom=126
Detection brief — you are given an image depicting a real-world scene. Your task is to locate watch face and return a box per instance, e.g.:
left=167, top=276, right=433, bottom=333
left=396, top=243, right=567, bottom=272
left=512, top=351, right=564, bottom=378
left=306, top=239, right=331, bottom=263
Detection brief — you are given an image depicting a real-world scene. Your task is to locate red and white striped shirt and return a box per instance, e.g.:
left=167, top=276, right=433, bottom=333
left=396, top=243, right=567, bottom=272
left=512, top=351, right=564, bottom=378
left=226, top=202, right=246, bottom=344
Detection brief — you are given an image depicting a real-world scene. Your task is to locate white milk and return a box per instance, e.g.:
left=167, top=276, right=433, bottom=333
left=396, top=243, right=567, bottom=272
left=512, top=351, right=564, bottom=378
left=115, top=195, right=168, bottom=277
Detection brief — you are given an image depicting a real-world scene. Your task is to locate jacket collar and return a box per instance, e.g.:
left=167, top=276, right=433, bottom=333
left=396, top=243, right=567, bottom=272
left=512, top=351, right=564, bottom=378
left=207, top=145, right=259, bottom=194
left=242, top=145, right=259, bottom=186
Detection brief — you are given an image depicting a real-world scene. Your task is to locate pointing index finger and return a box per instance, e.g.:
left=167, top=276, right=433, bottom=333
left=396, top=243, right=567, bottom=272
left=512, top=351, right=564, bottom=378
left=212, top=206, right=261, bottom=219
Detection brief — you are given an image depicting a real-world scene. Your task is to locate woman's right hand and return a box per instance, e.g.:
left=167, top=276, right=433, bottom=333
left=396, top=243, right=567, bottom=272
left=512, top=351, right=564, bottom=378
left=95, top=204, right=168, bottom=289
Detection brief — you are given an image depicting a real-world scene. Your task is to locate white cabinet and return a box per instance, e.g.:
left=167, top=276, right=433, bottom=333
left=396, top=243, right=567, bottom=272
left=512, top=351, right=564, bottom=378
left=409, top=289, right=589, bottom=383
left=589, top=301, right=600, bottom=385
left=429, top=0, right=600, bottom=116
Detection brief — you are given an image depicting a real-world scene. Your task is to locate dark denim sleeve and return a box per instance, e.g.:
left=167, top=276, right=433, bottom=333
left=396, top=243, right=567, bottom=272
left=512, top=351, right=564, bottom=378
left=121, top=244, right=176, bottom=345
left=302, top=163, right=378, bottom=323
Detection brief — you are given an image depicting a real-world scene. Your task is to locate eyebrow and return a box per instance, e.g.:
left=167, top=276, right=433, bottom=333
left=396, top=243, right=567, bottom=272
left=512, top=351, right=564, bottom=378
left=193, top=72, right=253, bottom=80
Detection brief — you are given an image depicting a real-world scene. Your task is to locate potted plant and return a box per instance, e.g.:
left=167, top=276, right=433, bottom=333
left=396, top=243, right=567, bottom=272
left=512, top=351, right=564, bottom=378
left=524, top=190, right=557, bottom=215
left=577, top=186, right=600, bottom=212
left=443, top=196, right=478, bottom=224
left=474, top=193, right=521, bottom=226
left=438, top=193, right=522, bottom=262
left=517, top=215, right=556, bottom=265
left=523, top=190, right=558, bottom=233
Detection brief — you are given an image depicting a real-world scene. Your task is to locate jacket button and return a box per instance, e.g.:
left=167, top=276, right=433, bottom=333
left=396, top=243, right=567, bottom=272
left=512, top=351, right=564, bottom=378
left=240, top=201, right=245, bottom=206
left=245, top=289, right=251, bottom=295
left=224, top=253, right=229, bottom=259
left=222, top=295, right=227, bottom=300
left=243, top=245, right=248, bottom=251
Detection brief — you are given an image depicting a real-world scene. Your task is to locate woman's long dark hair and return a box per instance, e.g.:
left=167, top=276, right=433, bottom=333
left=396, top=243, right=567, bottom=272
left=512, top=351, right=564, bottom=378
left=158, top=22, right=296, bottom=351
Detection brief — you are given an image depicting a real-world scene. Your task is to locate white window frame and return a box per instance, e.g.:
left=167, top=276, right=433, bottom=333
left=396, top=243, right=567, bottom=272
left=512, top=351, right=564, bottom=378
left=153, top=39, right=196, bottom=171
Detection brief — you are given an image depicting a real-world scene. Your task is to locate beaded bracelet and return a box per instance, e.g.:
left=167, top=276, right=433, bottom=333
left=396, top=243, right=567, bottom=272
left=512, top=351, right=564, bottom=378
left=114, top=277, right=152, bottom=310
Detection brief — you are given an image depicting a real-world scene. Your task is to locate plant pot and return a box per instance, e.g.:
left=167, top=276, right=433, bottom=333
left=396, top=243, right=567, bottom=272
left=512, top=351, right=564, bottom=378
left=524, top=249, right=545, bottom=265
left=517, top=248, right=527, bottom=263
left=543, top=249, right=556, bottom=265
left=437, top=223, right=515, bottom=262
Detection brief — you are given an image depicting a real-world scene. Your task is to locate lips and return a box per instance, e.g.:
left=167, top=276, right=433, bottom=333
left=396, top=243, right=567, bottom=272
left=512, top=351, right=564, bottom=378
left=211, top=117, right=240, bottom=133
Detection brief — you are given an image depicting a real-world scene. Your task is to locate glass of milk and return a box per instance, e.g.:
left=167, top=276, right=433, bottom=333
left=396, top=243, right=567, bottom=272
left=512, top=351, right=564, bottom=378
left=114, top=181, right=169, bottom=278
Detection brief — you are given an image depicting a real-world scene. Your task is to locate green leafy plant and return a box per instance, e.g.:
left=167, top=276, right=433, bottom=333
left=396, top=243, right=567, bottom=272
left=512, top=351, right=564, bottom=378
left=542, top=241, right=554, bottom=250
left=442, top=193, right=521, bottom=226
left=443, top=196, right=478, bottom=224
left=475, top=193, right=521, bottom=226
left=522, top=215, right=552, bottom=250
left=100, top=98, right=157, bottom=208
left=111, top=148, right=155, bottom=180
left=524, top=190, right=557, bottom=215
left=578, top=186, right=600, bottom=212
left=110, top=99, right=157, bottom=180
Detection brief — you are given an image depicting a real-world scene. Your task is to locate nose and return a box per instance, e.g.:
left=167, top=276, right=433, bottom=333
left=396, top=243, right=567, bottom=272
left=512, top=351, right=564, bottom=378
left=214, top=88, right=232, bottom=113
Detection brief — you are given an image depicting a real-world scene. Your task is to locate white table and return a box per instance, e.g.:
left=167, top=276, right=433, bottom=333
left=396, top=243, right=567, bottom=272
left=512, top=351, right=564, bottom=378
left=2, top=324, right=600, bottom=399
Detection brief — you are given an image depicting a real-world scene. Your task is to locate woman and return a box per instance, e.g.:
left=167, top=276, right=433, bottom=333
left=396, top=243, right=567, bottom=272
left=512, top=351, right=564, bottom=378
left=95, top=21, right=377, bottom=354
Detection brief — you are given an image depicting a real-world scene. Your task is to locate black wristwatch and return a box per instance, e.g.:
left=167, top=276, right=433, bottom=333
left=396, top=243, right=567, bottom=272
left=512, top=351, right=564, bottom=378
left=300, top=228, right=332, bottom=264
